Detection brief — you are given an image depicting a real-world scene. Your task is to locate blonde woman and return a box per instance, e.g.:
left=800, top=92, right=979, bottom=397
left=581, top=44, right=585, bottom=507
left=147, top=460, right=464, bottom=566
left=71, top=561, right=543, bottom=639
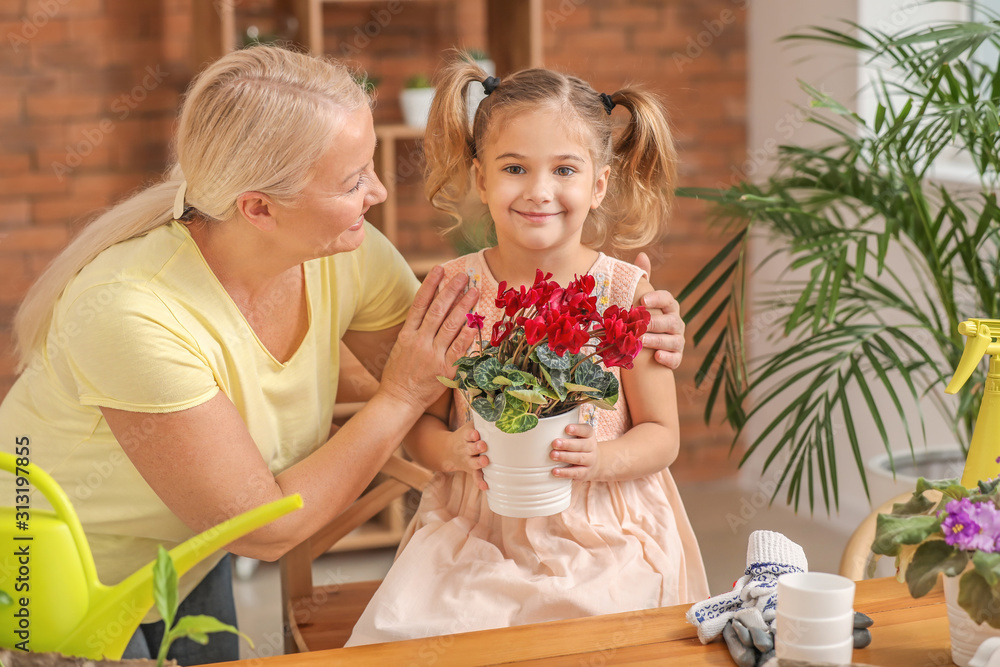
left=0, top=45, right=686, bottom=664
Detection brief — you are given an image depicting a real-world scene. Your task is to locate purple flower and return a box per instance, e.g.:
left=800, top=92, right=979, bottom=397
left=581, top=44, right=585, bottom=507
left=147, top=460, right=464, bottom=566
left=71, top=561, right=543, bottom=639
left=971, top=502, right=1000, bottom=552
left=941, top=498, right=1000, bottom=552
left=942, top=498, right=982, bottom=549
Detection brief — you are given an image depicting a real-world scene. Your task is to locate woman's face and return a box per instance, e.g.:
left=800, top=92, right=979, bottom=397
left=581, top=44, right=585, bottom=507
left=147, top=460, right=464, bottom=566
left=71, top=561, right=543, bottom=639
left=276, top=105, right=387, bottom=259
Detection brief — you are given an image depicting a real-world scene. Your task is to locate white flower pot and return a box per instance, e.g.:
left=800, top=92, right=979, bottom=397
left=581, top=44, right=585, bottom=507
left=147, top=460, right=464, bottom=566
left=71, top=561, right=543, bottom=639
left=473, top=405, right=579, bottom=518
left=400, top=87, right=435, bottom=129
left=944, top=572, right=1000, bottom=666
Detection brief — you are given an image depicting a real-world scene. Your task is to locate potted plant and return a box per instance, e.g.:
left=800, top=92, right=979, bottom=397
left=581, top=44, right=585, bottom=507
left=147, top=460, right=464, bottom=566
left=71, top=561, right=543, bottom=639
left=438, top=270, right=649, bottom=517
left=872, top=476, right=1000, bottom=666
left=677, top=9, right=1000, bottom=511
left=400, top=74, right=434, bottom=129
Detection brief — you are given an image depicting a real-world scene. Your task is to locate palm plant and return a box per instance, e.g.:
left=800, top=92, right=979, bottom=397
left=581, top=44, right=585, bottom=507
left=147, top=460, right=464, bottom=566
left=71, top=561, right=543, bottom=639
left=680, top=5, right=1000, bottom=512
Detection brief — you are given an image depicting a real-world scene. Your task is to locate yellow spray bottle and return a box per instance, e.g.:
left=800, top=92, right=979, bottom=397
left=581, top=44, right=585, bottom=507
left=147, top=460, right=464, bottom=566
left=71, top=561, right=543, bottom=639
left=946, top=318, right=1000, bottom=487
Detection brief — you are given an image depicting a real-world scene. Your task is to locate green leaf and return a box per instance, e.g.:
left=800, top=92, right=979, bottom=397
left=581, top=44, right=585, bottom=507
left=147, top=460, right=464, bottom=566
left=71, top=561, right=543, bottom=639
left=973, top=551, right=1000, bottom=588
left=589, top=398, right=617, bottom=411
left=507, top=388, right=549, bottom=405
left=0, top=590, right=12, bottom=606
left=154, top=546, right=178, bottom=631
left=536, top=345, right=573, bottom=370
left=471, top=393, right=505, bottom=422
left=503, top=368, right=537, bottom=386
left=496, top=395, right=539, bottom=433
left=167, top=614, right=252, bottom=648
left=540, top=365, right=569, bottom=401
left=437, top=375, right=460, bottom=389
left=904, top=540, right=968, bottom=597
left=958, top=569, right=1000, bottom=629
left=871, top=513, right=942, bottom=556
left=473, top=356, right=504, bottom=391
left=573, top=360, right=610, bottom=397
left=603, top=374, right=619, bottom=404
left=493, top=376, right=513, bottom=386
left=564, top=382, right=599, bottom=393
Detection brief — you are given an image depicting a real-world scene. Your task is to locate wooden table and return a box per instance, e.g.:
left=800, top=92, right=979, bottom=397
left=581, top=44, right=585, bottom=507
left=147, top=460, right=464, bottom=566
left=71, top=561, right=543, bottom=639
left=215, top=577, right=952, bottom=666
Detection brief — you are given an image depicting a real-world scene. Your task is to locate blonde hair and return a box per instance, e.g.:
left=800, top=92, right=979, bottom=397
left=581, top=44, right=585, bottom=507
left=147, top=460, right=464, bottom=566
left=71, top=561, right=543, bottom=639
left=424, top=53, right=676, bottom=253
left=14, top=45, right=370, bottom=369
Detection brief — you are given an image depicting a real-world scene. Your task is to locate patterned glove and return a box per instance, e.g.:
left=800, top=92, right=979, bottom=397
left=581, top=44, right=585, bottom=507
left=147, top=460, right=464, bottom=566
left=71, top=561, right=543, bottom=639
left=686, top=530, right=808, bottom=644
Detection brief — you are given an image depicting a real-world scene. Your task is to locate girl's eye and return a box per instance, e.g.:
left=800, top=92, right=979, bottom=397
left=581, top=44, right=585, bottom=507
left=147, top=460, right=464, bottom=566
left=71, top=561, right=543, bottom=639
left=502, top=165, right=525, bottom=175
left=555, top=166, right=576, bottom=176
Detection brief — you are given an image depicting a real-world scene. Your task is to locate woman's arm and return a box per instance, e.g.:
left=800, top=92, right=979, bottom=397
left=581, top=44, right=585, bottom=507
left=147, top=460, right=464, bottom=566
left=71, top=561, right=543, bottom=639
left=550, top=277, right=679, bottom=482
left=102, top=267, right=478, bottom=562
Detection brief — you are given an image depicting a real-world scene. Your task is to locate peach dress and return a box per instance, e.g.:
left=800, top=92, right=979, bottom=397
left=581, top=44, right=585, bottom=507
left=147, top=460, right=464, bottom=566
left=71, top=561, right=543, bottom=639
left=346, top=250, right=709, bottom=645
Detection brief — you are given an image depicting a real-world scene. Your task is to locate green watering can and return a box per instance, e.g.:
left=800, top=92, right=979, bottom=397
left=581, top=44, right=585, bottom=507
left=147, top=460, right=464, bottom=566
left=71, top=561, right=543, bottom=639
left=0, top=451, right=302, bottom=659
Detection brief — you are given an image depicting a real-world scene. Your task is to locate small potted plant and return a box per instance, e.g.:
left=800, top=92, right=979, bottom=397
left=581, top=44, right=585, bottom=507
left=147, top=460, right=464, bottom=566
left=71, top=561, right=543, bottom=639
left=438, top=270, right=649, bottom=518
left=400, top=74, right=434, bottom=129
left=872, top=477, right=1000, bottom=666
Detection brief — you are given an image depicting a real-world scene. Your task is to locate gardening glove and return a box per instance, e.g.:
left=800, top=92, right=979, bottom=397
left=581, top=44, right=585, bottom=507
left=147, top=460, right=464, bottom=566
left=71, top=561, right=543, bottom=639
left=687, top=530, right=808, bottom=644
left=738, top=530, right=809, bottom=633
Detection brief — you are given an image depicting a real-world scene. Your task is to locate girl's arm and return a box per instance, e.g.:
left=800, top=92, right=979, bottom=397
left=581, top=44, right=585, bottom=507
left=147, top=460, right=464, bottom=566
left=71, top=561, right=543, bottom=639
left=404, top=391, right=490, bottom=483
left=550, top=277, right=678, bottom=482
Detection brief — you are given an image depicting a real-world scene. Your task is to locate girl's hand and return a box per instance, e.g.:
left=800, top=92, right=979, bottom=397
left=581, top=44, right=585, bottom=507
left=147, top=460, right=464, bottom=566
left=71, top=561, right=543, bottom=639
left=442, top=422, right=490, bottom=490
left=550, top=423, right=600, bottom=481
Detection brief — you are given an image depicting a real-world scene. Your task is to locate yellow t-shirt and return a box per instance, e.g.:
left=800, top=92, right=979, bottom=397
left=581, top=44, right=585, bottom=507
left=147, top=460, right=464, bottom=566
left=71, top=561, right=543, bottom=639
left=0, top=220, right=418, bottom=620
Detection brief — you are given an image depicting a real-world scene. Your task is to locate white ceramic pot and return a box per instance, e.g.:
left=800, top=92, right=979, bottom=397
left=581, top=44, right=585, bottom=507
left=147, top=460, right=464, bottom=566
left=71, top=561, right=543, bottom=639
left=400, top=87, right=435, bottom=128
left=473, top=405, right=579, bottom=518
left=944, top=572, right=1000, bottom=666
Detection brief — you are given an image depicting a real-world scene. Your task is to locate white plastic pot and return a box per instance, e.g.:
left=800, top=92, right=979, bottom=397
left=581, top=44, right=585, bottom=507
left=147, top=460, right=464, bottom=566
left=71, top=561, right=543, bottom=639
left=400, top=87, right=435, bottom=129
left=473, top=406, right=579, bottom=518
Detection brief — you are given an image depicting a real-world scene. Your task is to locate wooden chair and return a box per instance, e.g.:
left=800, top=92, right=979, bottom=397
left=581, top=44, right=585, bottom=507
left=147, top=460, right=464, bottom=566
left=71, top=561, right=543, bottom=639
left=279, top=344, right=434, bottom=652
left=839, top=490, right=941, bottom=580
left=279, top=453, right=433, bottom=652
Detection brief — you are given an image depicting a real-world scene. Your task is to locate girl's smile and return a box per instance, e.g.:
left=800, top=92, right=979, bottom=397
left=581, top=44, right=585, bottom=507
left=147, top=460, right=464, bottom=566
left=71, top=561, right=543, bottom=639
left=473, top=108, right=610, bottom=261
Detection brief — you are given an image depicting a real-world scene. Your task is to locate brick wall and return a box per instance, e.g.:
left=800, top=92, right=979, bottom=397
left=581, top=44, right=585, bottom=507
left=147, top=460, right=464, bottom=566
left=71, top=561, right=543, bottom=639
left=0, top=0, right=745, bottom=481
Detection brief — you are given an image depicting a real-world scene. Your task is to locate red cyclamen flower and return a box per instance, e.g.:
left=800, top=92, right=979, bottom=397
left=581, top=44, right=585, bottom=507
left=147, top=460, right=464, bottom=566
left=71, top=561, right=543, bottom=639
left=466, top=312, right=485, bottom=330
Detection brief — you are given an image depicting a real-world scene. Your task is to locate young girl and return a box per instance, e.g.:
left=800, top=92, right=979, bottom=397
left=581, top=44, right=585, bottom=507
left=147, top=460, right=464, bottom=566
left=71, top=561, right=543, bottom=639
left=347, top=58, right=709, bottom=645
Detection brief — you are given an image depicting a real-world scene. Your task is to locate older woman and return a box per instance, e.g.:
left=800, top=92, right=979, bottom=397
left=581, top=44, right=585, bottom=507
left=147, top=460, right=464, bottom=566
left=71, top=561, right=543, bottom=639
left=0, top=46, right=686, bottom=664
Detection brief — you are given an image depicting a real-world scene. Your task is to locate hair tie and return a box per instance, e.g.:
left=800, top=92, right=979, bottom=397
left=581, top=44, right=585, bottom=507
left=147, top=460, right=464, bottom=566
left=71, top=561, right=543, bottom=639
left=483, top=76, right=501, bottom=96
left=172, top=180, right=188, bottom=220
left=599, top=93, right=616, bottom=115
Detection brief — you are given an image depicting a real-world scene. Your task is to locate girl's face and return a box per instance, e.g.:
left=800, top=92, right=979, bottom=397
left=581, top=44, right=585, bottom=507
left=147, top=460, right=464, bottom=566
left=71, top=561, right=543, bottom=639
left=473, top=108, right=610, bottom=255
left=272, top=105, right=387, bottom=259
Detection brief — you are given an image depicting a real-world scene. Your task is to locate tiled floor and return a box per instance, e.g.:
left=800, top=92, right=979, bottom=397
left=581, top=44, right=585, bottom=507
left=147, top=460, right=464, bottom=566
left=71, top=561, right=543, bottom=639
left=230, top=479, right=860, bottom=661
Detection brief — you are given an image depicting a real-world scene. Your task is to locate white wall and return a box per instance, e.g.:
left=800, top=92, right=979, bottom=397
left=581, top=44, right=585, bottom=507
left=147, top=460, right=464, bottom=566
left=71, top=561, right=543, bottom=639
left=739, top=0, right=967, bottom=547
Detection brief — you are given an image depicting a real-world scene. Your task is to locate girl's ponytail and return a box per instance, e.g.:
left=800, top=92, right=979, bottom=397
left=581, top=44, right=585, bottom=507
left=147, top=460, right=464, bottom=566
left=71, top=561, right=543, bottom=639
left=604, top=87, right=676, bottom=250
left=423, top=56, right=490, bottom=225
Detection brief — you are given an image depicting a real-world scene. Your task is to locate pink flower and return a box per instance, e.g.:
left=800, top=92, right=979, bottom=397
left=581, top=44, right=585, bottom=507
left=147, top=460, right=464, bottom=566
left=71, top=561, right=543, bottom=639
left=466, top=312, right=485, bottom=330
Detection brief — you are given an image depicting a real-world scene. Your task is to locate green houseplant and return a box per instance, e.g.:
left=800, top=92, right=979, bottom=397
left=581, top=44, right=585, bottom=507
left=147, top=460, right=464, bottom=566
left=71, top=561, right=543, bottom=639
left=872, top=475, right=1000, bottom=665
left=679, top=4, right=1000, bottom=511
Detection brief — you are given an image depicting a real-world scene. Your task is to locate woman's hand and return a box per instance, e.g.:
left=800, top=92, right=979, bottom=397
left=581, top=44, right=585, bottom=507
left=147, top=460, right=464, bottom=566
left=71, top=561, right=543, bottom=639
left=441, top=422, right=489, bottom=490
left=379, top=266, right=479, bottom=412
left=550, top=422, right=601, bottom=481
left=634, top=251, right=685, bottom=370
